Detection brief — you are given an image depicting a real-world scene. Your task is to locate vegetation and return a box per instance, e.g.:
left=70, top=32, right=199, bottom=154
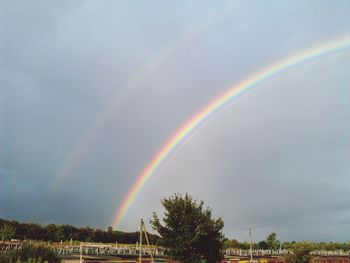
left=0, top=224, right=15, bottom=241
left=224, top=233, right=281, bottom=250
left=285, top=242, right=313, bottom=263
left=2, top=209, right=350, bottom=263
left=0, top=218, right=159, bottom=244
left=150, top=193, right=225, bottom=263
left=0, top=245, right=60, bottom=263
left=266, top=232, right=280, bottom=250
left=224, top=232, right=350, bottom=251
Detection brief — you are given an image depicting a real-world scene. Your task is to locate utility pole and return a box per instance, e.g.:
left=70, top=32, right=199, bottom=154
left=249, top=226, right=253, bottom=263
left=80, top=242, right=83, bottom=263
left=139, top=219, right=154, bottom=263
left=139, top=220, right=143, bottom=263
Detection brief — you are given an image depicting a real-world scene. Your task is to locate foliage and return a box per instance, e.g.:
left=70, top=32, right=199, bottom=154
left=224, top=239, right=241, bottom=249
left=1, top=217, right=350, bottom=252
left=222, top=232, right=350, bottom=251
left=224, top=239, right=255, bottom=250
left=258, top=240, right=270, bottom=250
left=266, top=232, right=280, bottom=249
left=0, top=245, right=60, bottom=263
left=0, top=218, right=159, bottom=244
left=150, top=193, right=225, bottom=263
left=0, top=224, right=15, bottom=241
left=285, top=242, right=314, bottom=263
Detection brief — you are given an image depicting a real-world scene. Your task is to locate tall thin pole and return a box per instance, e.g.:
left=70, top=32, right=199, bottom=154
left=249, top=226, right=253, bottom=263
left=139, top=219, right=143, bottom=263
left=142, top=220, right=154, bottom=263
left=138, top=218, right=154, bottom=263
left=80, top=242, right=83, bottom=263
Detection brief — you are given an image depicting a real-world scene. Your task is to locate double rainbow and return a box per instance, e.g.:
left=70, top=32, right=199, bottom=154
left=112, top=37, right=350, bottom=228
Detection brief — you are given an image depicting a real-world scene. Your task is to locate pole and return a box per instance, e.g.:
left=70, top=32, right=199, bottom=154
left=80, top=243, right=83, bottom=263
left=142, top=220, right=154, bottom=263
left=249, top=226, right=253, bottom=263
left=139, top=219, right=143, bottom=263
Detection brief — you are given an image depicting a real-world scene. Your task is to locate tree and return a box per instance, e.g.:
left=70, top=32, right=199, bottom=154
left=224, top=239, right=241, bottom=249
left=45, top=224, right=64, bottom=242
left=150, top=194, right=225, bottom=263
left=258, top=240, right=270, bottom=250
left=0, top=224, right=15, bottom=241
left=266, top=232, right=280, bottom=249
left=286, top=242, right=314, bottom=263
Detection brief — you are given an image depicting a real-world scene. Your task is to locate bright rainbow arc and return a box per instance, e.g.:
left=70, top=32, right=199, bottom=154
left=112, top=37, right=350, bottom=229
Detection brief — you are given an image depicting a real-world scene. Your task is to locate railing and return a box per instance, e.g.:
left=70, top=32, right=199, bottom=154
left=53, top=243, right=166, bottom=257
left=311, top=251, right=350, bottom=256
left=2, top=241, right=350, bottom=258
left=225, top=249, right=292, bottom=256
left=0, top=241, right=24, bottom=251
left=224, top=249, right=350, bottom=257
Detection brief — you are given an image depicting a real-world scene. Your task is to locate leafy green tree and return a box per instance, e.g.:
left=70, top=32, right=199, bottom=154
left=0, top=224, right=15, bottom=241
left=44, top=224, right=63, bottom=242
left=286, top=242, right=314, bottom=263
left=27, top=223, right=44, bottom=240
left=266, top=232, right=280, bottom=249
left=62, top=224, right=78, bottom=241
left=150, top=193, right=225, bottom=263
left=258, top=240, right=270, bottom=249
left=224, top=239, right=241, bottom=249
left=77, top=226, right=94, bottom=242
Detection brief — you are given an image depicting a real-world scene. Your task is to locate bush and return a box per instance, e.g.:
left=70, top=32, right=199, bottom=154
left=0, top=245, right=60, bottom=263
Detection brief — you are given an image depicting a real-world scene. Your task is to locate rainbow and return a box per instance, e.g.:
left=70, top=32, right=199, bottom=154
left=112, top=37, right=350, bottom=228
left=51, top=11, right=222, bottom=188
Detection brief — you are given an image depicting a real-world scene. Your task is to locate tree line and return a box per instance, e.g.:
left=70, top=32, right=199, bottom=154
left=0, top=218, right=159, bottom=244
left=224, top=232, right=350, bottom=251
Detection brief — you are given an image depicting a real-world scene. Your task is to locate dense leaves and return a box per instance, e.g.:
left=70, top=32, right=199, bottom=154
left=0, top=218, right=159, bottom=244
left=266, top=233, right=280, bottom=249
left=0, top=224, right=15, bottom=241
left=0, top=245, right=60, bottom=263
left=151, top=193, right=225, bottom=263
left=285, top=242, right=313, bottom=263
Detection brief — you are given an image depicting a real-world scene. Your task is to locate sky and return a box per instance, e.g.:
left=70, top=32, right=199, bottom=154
left=1, top=0, right=350, bottom=242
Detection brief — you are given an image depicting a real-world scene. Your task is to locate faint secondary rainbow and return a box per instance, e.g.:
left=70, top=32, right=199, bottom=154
left=112, top=37, right=350, bottom=228
left=50, top=10, right=224, bottom=188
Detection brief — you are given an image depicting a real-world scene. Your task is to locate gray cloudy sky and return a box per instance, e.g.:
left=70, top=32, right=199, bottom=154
left=1, top=0, right=350, bottom=242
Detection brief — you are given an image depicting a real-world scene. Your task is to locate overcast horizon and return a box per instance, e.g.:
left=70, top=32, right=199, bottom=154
left=1, top=1, right=350, bottom=242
